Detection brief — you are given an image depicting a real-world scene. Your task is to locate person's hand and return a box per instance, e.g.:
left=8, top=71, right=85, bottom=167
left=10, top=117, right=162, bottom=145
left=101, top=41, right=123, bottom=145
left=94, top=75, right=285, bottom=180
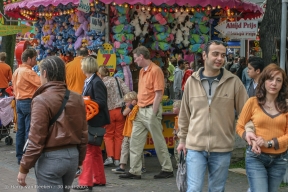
left=255, top=136, right=265, bottom=147
left=17, top=172, right=27, bottom=186
left=75, top=165, right=82, bottom=178
left=245, top=131, right=257, bottom=145
left=173, top=136, right=178, bottom=140
left=131, top=100, right=137, bottom=105
left=251, top=140, right=261, bottom=154
left=177, top=143, right=186, bottom=155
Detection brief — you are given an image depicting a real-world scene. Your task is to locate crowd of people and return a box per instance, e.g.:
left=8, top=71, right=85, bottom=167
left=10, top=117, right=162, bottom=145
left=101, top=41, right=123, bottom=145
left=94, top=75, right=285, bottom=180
left=0, top=40, right=288, bottom=192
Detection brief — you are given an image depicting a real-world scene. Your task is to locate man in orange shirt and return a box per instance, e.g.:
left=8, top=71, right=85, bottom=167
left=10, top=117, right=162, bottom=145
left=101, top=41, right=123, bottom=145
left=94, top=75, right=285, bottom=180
left=0, top=52, right=12, bottom=98
left=12, top=48, right=41, bottom=164
left=66, top=48, right=88, bottom=94
left=119, top=46, right=173, bottom=180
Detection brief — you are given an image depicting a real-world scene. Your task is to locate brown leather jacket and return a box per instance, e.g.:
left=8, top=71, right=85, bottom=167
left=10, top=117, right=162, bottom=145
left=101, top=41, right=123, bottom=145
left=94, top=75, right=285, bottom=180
left=20, top=82, right=88, bottom=174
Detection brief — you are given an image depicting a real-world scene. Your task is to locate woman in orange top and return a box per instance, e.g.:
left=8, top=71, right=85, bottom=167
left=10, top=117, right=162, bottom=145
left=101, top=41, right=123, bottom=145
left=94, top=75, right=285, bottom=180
left=236, top=64, right=288, bottom=192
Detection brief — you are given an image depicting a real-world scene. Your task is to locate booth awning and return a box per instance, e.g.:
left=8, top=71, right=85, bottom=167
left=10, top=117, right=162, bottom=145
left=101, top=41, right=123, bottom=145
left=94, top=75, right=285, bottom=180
left=4, top=0, right=263, bottom=19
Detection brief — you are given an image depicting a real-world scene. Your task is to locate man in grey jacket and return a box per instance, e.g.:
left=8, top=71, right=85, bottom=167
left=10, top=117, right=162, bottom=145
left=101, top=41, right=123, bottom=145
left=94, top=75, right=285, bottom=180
left=173, top=59, right=184, bottom=99
left=177, top=40, right=248, bottom=192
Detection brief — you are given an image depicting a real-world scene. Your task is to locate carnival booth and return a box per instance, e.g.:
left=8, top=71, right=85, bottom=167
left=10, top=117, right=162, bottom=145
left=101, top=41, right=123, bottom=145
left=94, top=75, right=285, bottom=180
left=4, top=0, right=262, bottom=149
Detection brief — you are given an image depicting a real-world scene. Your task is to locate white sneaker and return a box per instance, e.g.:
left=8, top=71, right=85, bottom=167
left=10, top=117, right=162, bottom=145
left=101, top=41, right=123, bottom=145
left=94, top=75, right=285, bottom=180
left=103, top=157, right=113, bottom=166
left=114, top=160, right=120, bottom=166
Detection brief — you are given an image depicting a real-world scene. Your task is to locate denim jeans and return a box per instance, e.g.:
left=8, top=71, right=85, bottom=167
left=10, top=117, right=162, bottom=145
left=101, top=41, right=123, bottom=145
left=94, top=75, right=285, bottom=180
left=186, top=149, right=232, bottom=192
left=16, top=99, right=32, bottom=163
left=245, top=146, right=288, bottom=192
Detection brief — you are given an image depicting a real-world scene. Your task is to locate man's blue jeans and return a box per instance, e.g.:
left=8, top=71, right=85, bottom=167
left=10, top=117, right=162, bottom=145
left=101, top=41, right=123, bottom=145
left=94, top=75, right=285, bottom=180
left=16, top=99, right=32, bottom=164
left=245, top=146, right=288, bottom=192
left=186, top=149, right=231, bottom=192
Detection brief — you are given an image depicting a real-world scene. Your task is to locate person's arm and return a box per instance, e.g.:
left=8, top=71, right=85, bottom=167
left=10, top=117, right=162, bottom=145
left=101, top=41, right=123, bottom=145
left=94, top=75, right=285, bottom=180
left=8, top=67, right=12, bottom=82
left=236, top=98, right=254, bottom=141
left=19, top=98, right=49, bottom=174
left=122, top=100, right=137, bottom=116
left=153, top=90, right=162, bottom=115
left=177, top=78, right=192, bottom=155
left=257, top=114, right=288, bottom=150
left=77, top=98, right=88, bottom=166
left=244, top=121, right=257, bottom=145
left=25, top=70, right=41, bottom=88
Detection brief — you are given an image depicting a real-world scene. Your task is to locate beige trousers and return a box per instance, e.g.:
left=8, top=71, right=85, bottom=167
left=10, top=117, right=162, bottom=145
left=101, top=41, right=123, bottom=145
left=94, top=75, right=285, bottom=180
left=129, top=106, right=173, bottom=175
left=120, top=136, right=145, bottom=168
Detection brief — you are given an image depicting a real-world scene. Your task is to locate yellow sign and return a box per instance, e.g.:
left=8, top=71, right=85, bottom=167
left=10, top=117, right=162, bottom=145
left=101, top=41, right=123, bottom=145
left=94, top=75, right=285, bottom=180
left=144, top=114, right=176, bottom=149
left=97, top=43, right=116, bottom=76
left=0, top=25, right=32, bottom=36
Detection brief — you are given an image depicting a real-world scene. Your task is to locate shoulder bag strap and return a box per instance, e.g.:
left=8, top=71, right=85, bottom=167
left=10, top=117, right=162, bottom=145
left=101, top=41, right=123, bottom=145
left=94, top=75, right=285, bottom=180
left=49, top=89, right=70, bottom=127
left=115, top=77, right=123, bottom=98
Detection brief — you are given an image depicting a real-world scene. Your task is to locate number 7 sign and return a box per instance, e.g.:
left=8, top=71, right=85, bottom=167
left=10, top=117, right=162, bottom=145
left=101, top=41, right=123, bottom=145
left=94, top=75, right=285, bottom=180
left=97, top=47, right=116, bottom=76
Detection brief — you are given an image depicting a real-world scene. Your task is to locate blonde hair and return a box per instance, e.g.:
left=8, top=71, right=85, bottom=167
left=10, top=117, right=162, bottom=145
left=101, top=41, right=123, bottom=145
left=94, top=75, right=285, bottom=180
left=124, top=91, right=137, bottom=102
left=98, top=65, right=110, bottom=77
left=173, top=100, right=181, bottom=109
left=81, top=56, right=98, bottom=74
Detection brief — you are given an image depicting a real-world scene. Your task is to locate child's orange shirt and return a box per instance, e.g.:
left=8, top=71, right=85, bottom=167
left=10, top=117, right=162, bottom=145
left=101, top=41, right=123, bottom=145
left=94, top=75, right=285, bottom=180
left=123, top=105, right=139, bottom=137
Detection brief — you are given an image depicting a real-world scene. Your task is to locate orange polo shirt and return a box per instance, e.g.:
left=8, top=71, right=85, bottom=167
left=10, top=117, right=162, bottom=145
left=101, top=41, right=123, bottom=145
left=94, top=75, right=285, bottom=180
left=12, top=64, right=41, bottom=100
left=0, top=62, right=12, bottom=88
left=137, top=62, right=164, bottom=107
left=65, top=56, right=87, bottom=94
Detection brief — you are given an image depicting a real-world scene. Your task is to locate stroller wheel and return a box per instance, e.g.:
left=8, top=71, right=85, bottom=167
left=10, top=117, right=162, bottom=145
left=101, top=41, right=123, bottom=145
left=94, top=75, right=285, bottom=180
left=5, top=136, right=13, bottom=145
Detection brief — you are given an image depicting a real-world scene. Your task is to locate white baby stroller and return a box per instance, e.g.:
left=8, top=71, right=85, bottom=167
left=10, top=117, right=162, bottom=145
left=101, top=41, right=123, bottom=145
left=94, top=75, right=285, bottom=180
left=0, top=96, right=15, bottom=145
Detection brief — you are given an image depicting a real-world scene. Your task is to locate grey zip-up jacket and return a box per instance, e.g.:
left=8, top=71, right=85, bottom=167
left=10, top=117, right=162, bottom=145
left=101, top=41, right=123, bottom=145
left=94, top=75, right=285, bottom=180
left=178, top=68, right=248, bottom=152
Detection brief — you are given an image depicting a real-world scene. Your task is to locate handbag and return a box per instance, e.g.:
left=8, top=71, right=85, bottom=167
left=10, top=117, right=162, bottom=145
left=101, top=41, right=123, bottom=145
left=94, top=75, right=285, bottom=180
left=115, top=77, right=126, bottom=113
left=176, top=150, right=187, bottom=192
left=88, top=126, right=106, bottom=146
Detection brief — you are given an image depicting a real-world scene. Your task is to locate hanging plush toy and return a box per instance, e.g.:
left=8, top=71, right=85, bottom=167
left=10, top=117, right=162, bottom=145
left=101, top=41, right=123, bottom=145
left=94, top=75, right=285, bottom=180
left=130, top=18, right=142, bottom=37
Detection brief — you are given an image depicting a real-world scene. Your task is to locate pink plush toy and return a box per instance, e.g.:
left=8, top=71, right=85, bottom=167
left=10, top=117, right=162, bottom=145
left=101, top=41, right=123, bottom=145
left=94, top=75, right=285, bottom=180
left=155, top=13, right=167, bottom=25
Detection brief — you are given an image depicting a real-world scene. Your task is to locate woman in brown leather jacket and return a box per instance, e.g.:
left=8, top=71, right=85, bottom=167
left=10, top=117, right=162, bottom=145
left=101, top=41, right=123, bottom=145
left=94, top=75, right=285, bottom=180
left=17, top=56, right=88, bottom=191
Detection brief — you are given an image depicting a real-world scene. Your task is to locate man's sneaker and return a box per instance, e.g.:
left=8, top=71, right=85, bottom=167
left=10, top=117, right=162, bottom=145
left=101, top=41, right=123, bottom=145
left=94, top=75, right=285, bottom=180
left=154, top=171, right=174, bottom=179
left=114, top=160, right=120, bottom=166
left=119, top=172, right=141, bottom=179
left=112, top=167, right=125, bottom=174
left=141, top=167, right=146, bottom=173
left=103, top=157, right=113, bottom=166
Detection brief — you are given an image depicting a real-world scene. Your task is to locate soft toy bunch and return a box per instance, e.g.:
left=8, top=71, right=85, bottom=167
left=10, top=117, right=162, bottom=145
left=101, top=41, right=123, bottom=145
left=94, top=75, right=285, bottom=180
left=110, top=4, right=133, bottom=90
left=150, top=10, right=174, bottom=52
left=189, top=11, right=212, bottom=53
left=170, top=11, right=194, bottom=50
left=129, top=7, right=151, bottom=38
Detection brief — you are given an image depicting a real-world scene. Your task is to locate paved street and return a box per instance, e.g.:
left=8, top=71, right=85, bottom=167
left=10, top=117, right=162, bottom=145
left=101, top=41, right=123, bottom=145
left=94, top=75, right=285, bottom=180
left=0, top=132, right=287, bottom=192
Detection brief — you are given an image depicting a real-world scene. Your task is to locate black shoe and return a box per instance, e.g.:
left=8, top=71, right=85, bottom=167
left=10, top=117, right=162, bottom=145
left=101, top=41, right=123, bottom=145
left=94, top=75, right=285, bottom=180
left=93, top=183, right=106, bottom=187
left=72, top=185, right=93, bottom=190
left=154, top=171, right=174, bottom=179
left=119, top=172, right=141, bottom=179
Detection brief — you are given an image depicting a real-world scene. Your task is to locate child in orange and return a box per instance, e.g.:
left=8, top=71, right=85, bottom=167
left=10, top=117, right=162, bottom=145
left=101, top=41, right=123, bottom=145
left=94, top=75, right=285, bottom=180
left=172, top=100, right=181, bottom=168
left=112, top=91, right=146, bottom=173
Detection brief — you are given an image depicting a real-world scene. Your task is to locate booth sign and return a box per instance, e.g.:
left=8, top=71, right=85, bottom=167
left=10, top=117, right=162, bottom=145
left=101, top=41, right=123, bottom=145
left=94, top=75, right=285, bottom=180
left=97, top=43, right=116, bottom=76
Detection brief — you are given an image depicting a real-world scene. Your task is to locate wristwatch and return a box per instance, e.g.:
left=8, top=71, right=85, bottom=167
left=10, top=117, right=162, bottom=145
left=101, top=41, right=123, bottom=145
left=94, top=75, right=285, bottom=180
left=267, top=140, right=273, bottom=148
